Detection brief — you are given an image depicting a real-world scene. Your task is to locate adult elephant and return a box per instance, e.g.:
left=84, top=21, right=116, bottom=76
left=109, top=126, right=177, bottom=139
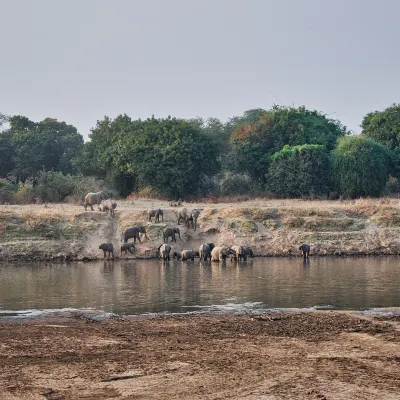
left=177, top=207, right=189, bottom=226
left=211, top=246, right=236, bottom=262
left=158, top=244, right=171, bottom=261
left=199, top=242, right=215, bottom=261
left=84, top=191, right=105, bottom=211
left=180, top=249, right=199, bottom=261
left=163, top=227, right=181, bottom=243
left=299, top=243, right=310, bottom=259
left=123, top=225, right=149, bottom=244
left=148, top=209, right=164, bottom=223
left=188, top=210, right=201, bottom=231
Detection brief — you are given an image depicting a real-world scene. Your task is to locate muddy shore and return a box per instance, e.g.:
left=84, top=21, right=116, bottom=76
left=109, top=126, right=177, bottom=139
left=0, top=310, right=399, bottom=399
left=2, top=198, right=400, bottom=262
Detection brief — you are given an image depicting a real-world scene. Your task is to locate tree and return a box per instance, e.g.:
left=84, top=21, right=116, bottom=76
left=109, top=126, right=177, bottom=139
left=332, top=136, right=392, bottom=198
left=108, top=116, right=220, bottom=198
left=267, top=145, right=331, bottom=197
left=230, top=106, right=347, bottom=184
left=361, top=104, right=400, bottom=150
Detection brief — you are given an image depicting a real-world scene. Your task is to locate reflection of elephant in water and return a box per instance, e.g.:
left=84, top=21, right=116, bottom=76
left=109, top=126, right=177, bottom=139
left=120, top=243, right=135, bottom=256
left=84, top=191, right=106, bottom=211
left=163, top=227, right=181, bottom=243
left=299, top=243, right=310, bottom=259
left=148, top=209, right=164, bottom=223
left=158, top=244, right=171, bottom=261
left=199, top=243, right=215, bottom=261
left=211, top=246, right=236, bottom=262
left=177, top=208, right=189, bottom=226
left=123, top=225, right=149, bottom=243
left=188, top=210, right=201, bottom=231
left=180, top=249, right=199, bottom=261
left=99, top=243, right=114, bottom=258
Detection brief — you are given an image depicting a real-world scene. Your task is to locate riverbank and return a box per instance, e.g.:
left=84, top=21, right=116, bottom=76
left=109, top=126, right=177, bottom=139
left=0, top=310, right=399, bottom=399
left=1, top=198, right=400, bottom=261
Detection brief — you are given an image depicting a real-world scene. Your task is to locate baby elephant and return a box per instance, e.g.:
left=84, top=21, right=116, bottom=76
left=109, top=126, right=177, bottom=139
left=299, top=243, right=310, bottom=259
left=120, top=242, right=135, bottom=256
left=99, top=243, right=114, bottom=259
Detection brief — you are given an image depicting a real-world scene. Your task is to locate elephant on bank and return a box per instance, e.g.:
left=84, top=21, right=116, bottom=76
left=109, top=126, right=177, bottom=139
left=199, top=243, right=215, bottom=261
left=99, top=243, right=114, bottom=258
left=158, top=244, right=171, bottom=261
left=211, top=246, right=236, bottom=262
left=163, top=227, right=181, bottom=243
left=299, top=243, right=310, bottom=259
left=177, top=208, right=189, bottom=226
left=148, top=209, right=164, bottom=223
left=188, top=210, right=201, bottom=231
left=123, top=225, right=149, bottom=244
left=84, top=191, right=106, bottom=211
left=120, top=242, right=135, bottom=256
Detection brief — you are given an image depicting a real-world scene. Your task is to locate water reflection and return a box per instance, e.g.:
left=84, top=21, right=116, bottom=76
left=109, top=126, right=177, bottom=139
left=0, top=257, right=399, bottom=314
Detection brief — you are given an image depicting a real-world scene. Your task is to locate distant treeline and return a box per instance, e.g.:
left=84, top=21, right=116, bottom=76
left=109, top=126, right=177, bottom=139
left=1, top=103, right=400, bottom=203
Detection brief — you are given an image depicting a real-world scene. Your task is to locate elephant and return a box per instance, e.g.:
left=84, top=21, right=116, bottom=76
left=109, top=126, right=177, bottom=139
left=180, top=249, right=199, bottom=261
left=243, top=246, right=254, bottom=259
left=177, top=207, right=189, bottom=226
left=299, top=243, right=310, bottom=259
left=188, top=209, right=201, bottom=231
left=158, top=244, right=171, bottom=261
left=120, top=242, right=135, bottom=256
left=123, top=225, right=149, bottom=244
left=84, top=191, right=106, bottom=211
left=99, top=243, right=114, bottom=258
left=98, top=203, right=109, bottom=213
left=163, top=227, right=181, bottom=243
left=172, top=251, right=181, bottom=260
left=109, top=201, right=117, bottom=217
left=199, top=242, right=215, bottom=261
left=148, top=209, right=164, bottom=223
left=231, top=245, right=253, bottom=261
left=211, top=246, right=236, bottom=262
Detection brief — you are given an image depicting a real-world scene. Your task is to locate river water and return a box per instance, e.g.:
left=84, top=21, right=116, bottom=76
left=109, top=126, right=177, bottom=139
left=0, top=257, right=399, bottom=317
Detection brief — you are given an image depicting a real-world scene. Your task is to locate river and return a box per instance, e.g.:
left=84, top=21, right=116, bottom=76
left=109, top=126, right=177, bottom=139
left=0, top=257, right=399, bottom=317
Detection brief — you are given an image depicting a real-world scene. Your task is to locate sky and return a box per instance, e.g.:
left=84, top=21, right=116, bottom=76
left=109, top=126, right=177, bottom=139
left=1, top=0, right=399, bottom=139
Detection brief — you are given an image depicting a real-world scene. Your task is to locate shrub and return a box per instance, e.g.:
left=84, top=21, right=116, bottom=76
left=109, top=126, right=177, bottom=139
left=13, top=183, right=36, bottom=204
left=218, top=172, right=252, bottom=196
left=267, top=144, right=331, bottom=198
left=34, top=170, right=75, bottom=202
left=332, top=136, right=391, bottom=198
left=0, top=180, right=16, bottom=203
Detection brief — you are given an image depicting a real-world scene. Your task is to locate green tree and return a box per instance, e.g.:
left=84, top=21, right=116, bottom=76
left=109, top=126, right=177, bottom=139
left=332, top=136, right=392, bottom=198
left=361, top=104, right=400, bottom=150
left=230, top=106, right=347, bottom=184
left=267, top=145, right=331, bottom=197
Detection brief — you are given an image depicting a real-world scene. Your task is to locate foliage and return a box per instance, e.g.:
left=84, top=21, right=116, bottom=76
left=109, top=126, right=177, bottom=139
left=267, top=145, right=331, bottom=198
left=34, top=170, right=75, bottom=202
left=361, top=103, right=400, bottom=149
left=0, top=180, right=16, bottom=203
left=230, top=106, right=347, bottom=183
left=218, top=172, right=252, bottom=196
left=13, top=183, right=36, bottom=204
left=332, top=136, right=392, bottom=198
left=84, top=115, right=221, bottom=199
left=2, top=116, right=84, bottom=182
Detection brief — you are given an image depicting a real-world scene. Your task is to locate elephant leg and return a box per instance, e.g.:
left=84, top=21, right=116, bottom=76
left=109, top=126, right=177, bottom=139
left=103, top=251, right=106, bottom=258
left=137, top=236, right=142, bottom=244
left=90, top=205, right=94, bottom=211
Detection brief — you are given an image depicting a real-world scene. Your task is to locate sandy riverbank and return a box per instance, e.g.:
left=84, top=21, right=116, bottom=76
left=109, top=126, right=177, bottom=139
left=0, top=310, right=399, bottom=399
left=2, top=197, right=400, bottom=261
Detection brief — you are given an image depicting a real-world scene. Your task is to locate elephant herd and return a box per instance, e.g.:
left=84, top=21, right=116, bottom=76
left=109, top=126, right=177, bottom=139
left=157, top=242, right=254, bottom=263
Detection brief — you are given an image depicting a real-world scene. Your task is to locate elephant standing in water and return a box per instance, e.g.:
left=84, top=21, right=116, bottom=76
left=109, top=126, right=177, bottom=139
left=158, top=244, right=171, bottom=261
left=299, top=243, right=310, bottom=259
left=199, top=243, right=215, bottom=261
left=179, top=249, right=199, bottom=261
left=211, top=246, right=236, bottom=262
left=84, top=191, right=105, bottom=211
left=231, top=245, right=254, bottom=261
left=123, top=225, right=149, bottom=244
left=163, top=227, right=181, bottom=243
left=148, top=209, right=164, bottom=223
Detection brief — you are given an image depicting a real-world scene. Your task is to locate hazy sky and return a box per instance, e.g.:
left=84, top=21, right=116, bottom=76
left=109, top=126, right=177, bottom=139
left=1, top=0, right=399, bottom=139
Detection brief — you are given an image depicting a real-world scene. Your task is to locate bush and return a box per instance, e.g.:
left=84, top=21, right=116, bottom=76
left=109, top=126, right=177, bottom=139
left=267, top=144, right=331, bottom=198
left=332, top=136, right=392, bottom=198
left=13, top=183, right=36, bottom=204
left=218, top=172, right=252, bottom=196
left=0, top=180, right=16, bottom=203
left=34, top=170, right=75, bottom=202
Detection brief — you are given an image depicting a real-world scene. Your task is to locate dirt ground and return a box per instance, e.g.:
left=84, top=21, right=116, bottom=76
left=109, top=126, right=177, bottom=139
left=0, top=311, right=399, bottom=400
